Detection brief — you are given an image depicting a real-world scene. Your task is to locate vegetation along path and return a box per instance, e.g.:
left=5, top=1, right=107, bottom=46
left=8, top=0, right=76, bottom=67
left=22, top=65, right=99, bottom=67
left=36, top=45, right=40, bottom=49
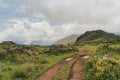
left=37, top=53, right=89, bottom=80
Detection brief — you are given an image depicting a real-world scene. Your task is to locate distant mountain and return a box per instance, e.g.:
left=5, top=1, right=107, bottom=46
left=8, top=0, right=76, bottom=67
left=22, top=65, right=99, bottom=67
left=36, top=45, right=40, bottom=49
left=54, top=34, right=79, bottom=45
left=75, top=30, right=120, bottom=45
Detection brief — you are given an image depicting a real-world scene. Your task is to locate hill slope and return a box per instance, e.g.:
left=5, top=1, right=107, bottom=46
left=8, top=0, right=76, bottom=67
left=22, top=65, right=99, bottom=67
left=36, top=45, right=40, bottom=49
left=75, top=30, right=120, bottom=45
left=54, top=34, right=79, bottom=45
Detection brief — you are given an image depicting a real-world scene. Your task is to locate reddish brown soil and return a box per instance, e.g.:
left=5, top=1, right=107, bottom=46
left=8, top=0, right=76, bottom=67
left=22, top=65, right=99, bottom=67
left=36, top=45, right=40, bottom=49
left=37, top=55, right=79, bottom=80
left=68, top=55, right=87, bottom=80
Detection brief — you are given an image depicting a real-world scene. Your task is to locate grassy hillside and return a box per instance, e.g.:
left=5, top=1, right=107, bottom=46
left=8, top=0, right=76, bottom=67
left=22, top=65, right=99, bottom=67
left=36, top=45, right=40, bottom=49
left=54, top=34, right=79, bottom=45
left=75, top=30, right=120, bottom=45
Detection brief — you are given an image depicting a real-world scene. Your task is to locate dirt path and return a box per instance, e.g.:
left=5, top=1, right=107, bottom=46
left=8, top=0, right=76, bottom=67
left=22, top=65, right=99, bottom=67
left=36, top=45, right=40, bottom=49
left=68, top=54, right=89, bottom=80
left=37, top=55, right=80, bottom=80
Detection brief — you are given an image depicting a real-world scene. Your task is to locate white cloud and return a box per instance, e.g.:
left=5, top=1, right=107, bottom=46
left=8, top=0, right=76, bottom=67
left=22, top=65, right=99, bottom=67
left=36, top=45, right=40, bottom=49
left=0, top=18, right=68, bottom=44
left=0, top=19, right=54, bottom=43
left=24, top=0, right=120, bottom=26
left=23, top=0, right=120, bottom=33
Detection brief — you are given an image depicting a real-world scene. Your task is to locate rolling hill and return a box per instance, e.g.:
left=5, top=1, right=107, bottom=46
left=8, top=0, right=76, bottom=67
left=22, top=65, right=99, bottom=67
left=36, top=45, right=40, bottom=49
left=75, top=30, right=120, bottom=45
left=54, top=34, right=79, bottom=45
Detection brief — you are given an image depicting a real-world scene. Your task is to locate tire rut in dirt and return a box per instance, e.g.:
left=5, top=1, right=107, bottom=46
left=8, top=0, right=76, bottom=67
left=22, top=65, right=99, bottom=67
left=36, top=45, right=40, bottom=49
left=68, top=55, right=86, bottom=80
left=37, top=55, right=80, bottom=80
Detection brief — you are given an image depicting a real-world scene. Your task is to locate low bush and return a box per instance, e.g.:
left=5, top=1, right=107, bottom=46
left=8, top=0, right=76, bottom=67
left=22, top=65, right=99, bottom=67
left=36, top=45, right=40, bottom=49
left=84, top=44, right=120, bottom=80
left=41, top=44, right=78, bottom=55
left=12, top=70, right=29, bottom=80
left=85, top=56, right=120, bottom=80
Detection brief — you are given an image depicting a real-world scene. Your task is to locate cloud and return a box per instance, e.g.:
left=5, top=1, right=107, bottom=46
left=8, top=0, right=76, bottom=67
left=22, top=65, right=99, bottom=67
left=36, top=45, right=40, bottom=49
left=0, top=1, right=8, bottom=8
left=24, top=0, right=120, bottom=26
left=0, top=18, right=74, bottom=44
left=0, top=18, right=54, bottom=43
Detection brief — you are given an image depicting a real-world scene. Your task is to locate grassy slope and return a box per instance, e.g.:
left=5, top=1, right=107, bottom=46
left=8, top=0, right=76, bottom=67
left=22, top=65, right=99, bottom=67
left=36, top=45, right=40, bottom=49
left=54, top=34, right=79, bottom=45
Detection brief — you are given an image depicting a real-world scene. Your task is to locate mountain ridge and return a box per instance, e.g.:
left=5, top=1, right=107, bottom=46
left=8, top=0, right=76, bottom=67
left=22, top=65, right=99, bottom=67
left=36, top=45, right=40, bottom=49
left=75, top=30, right=120, bottom=45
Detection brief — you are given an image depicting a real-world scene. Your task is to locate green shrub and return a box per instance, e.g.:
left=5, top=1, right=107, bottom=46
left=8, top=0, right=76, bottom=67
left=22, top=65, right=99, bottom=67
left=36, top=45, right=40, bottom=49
left=0, top=75, right=3, bottom=80
left=84, top=44, right=120, bottom=80
left=41, top=44, right=78, bottom=55
left=95, top=44, right=110, bottom=56
left=12, top=70, right=28, bottom=80
left=0, top=53, right=5, bottom=61
left=85, top=57, right=120, bottom=80
left=40, top=60, right=48, bottom=64
left=2, top=67, right=12, bottom=72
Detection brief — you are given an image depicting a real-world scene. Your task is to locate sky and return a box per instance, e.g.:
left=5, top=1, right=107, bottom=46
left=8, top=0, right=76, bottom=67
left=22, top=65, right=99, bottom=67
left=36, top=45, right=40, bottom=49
left=0, top=0, right=120, bottom=44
